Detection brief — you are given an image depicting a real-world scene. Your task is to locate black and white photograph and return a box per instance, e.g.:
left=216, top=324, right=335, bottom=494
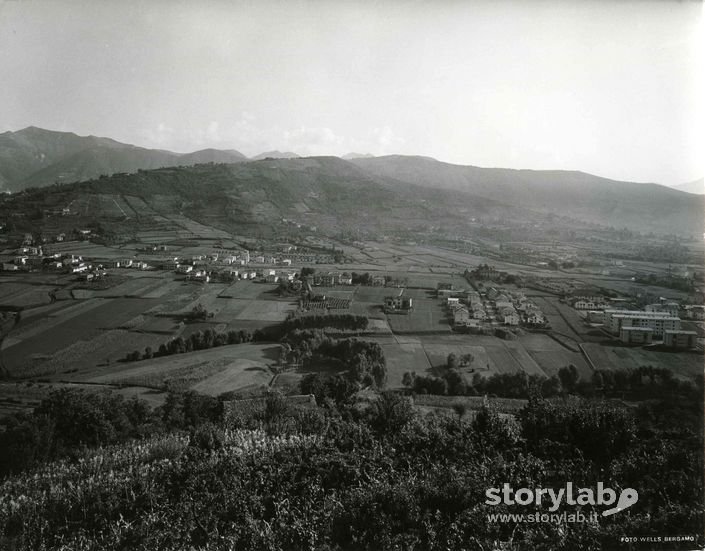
left=0, top=1, right=702, bottom=549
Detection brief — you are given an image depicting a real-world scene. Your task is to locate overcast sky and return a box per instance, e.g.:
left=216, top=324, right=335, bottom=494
left=0, top=0, right=701, bottom=185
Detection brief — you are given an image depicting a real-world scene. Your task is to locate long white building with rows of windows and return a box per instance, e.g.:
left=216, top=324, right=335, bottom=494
left=604, top=309, right=681, bottom=337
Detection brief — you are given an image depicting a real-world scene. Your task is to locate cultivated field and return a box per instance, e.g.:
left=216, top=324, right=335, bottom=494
left=84, top=343, right=279, bottom=394
left=582, top=343, right=703, bottom=381
left=2, top=298, right=168, bottom=377
left=367, top=332, right=571, bottom=389
left=0, top=285, right=53, bottom=309
left=376, top=337, right=432, bottom=388
left=236, top=300, right=296, bottom=322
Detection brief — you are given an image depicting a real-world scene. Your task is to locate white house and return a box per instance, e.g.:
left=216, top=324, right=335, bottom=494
left=504, top=312, right=520, bottom=326
left=454, top=307, right=471, bottom=326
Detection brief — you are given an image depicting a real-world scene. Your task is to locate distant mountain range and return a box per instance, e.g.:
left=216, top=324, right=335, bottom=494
left=0, top=127, right=702, bottom=236
left=669, top=178, right=704, bottom=195
left=251, top=151, right=300, bottom=161
left=0, top=127, right=251, bottom=191
left=348, top=155, right=704, bottom=235
left=342, top=152, right=375, bottom=160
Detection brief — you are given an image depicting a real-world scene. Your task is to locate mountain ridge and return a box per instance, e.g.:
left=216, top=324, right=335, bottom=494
left=1, top=127, right=702, bottom=236
left=0, top=127, right=249, bottom=191
left=251, top=151, right=300, bottom=160
left=670, top=178, right=704, bottom=195
left=347, top=155, right=704, bottom=236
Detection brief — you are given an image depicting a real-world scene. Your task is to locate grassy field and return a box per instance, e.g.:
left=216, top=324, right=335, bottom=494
left=351, top=286, right=387, bottom=302
left=218, top=281, right=278, bottom=300
left=2, top=298, right=159, bottom=375
left=236, top=300, right=296, bottom=322
left=191, top=359, right=272, bottom=395
left=368, top=333, right=561, bottom=389
left=2, top=299, right=107, bottom=349
left=529, top=296, right=582, bottom=342
left=0, top=286, right=53, bottom=309
left=271, top=371, right=303, bottom=394
left=29, top=330, right=164, bottom=378
left=377, top=338, right=433, bottom=388
left=385, top=289, right=450, bottom=333
left=526, top=350, right=591, bottom=379
left=0, top=281, right=33, bottom=299
left=83, top=343, right=279, bottom=394
left=211, top=299, right=253, bottom=322
left=582, top=343, right=703, bottom=381
left=134, top=316, right=185, bottom=334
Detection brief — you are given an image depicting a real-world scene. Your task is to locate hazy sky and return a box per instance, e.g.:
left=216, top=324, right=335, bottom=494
left=0, top=0, right=701, bottom=184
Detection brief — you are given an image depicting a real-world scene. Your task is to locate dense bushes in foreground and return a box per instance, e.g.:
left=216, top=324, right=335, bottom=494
left=0, top=385, right=702, bottom=550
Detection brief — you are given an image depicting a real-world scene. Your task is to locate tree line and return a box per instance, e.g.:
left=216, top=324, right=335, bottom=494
left=402, top=364, right=702, bottom=401
left=125, top=328, right=258, bottom=362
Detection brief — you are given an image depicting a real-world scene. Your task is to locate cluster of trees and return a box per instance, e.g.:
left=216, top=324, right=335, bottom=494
left=300, top=373, right=358, bottom=408
left=403, top=369, right=472, bottom=396
left=590, top=365, right=701, bottom=399
left=1, top=385, right=701, bottom=550
left=186, top=303, right=212, bottom=321
left=282, top=313, right=368, bottom=333
left=283, top=329, right=387, bottom=387
left=125, top=328, right=257, bottom=362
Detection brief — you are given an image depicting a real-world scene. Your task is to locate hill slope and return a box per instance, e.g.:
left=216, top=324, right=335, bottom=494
left=2, top=156, right=539, bottom=240
left=2, top=147, right=701, bottom=237
left=350, top=156, right=704, bottom=235
left=0, top=127, right=248, bottom=191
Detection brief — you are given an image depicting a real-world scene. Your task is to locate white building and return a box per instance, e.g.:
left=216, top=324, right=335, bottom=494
left=605, top=309, right=680, bottom=337
left=572, top=300, right=606, bottom=310
left=504, top=312, right=520, bottom=326
left=454, top=307, right=470, bottom=326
